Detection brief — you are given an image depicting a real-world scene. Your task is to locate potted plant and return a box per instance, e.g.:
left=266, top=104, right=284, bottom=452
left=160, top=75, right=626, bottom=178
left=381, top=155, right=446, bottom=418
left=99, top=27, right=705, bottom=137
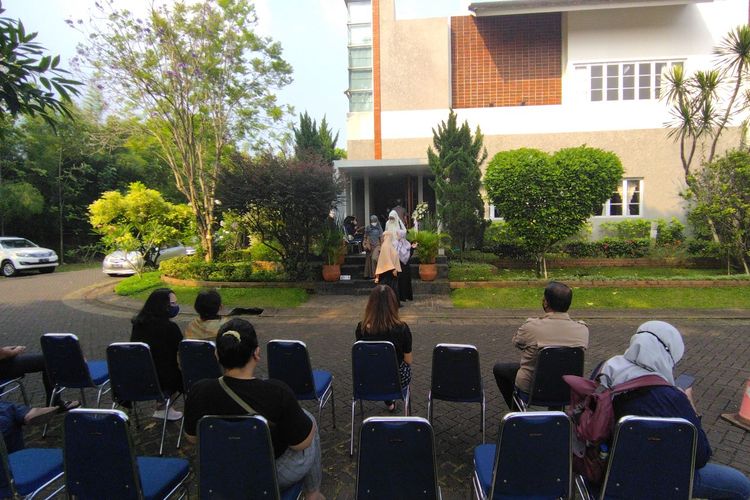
left=413, top=230, right=440, bottom=281
left=320, top=224, right=346, bottom=282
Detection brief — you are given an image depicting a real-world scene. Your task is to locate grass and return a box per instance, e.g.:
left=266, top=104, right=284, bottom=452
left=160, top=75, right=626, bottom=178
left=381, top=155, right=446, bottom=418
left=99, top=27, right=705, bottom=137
left=452, top=286, right=750, bottom=309
left=449, top=262, right=742, bottom=281
left=115, top=272, right=308, bottom=309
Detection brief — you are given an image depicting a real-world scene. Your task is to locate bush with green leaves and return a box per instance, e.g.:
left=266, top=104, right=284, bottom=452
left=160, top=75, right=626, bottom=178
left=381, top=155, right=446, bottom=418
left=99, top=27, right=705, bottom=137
left=485, top=146, right=623, bottom=276
left=482, top=221, right=529, bottom=259
left=159, top=255, right=276, bottom=282
left=562, top=238, right=650, bottom=258
left=656, top=218, right=685, bottom=246
left=600, top=219, right=652, bottom=239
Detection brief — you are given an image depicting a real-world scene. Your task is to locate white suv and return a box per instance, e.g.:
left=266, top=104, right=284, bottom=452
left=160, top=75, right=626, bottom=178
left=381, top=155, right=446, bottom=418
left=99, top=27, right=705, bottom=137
left=0, top=237, right=59, bottom=277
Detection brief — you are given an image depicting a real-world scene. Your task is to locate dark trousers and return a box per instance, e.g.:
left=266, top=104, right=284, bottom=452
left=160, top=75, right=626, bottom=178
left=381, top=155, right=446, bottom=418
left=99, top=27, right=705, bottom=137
left=492, top=362, right=521, bottom=411
left=0, top=353, right=53, bottom=404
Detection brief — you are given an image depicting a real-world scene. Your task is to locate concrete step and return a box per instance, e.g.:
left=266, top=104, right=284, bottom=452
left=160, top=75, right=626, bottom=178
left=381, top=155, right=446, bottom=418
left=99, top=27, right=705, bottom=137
left=313, top=278, right=450, bottom=295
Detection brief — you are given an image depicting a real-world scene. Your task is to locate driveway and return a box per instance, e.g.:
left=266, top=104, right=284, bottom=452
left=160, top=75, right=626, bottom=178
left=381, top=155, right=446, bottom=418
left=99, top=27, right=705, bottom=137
left=2, top=269, right=749, bottom=499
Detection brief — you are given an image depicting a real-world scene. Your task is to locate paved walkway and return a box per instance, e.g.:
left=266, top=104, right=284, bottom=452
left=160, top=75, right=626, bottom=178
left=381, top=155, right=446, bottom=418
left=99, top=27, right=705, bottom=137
left=6, top=271, right=750, bottom=499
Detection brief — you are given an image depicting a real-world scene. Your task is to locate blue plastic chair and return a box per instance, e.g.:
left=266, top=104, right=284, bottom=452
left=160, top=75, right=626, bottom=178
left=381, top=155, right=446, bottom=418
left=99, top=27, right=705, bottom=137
left=350, top=341, right=410, bottom=456
left=176, top=340, right=222, bottom=448
left=106, top=342, right=176, bottom=455
left=577, top=416, right=696, bottom=500
left=0, top=432, right=64, bottom=499
left=428, top=343, right=485, bottom=443
left=356, top=417, right=441, bottom=499
left=473, top=411, right=572, bottom=500
left=267, top=339, right=335, bottom=428
left=513, top=346, right=585, bottom=411
left=63, top=409, right=190, bottom=500
left=40, top=333, right=110, bottom=437
left=0, top=377, right=29, bottom=405
left=197, top=415, right=302, bottom=500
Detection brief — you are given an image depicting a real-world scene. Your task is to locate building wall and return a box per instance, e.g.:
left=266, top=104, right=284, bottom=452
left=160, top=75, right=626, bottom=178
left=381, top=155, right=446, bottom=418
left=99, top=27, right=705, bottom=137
left=451, top=13, right=562, bottom=108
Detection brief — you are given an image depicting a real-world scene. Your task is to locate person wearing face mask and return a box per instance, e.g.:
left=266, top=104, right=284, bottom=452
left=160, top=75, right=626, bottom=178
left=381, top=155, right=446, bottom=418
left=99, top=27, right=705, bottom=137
left=363, top=215, right=383, bottom=279
left=130, top=287, right=184, bottom=420
left=600, top=321, right=750, bottom=499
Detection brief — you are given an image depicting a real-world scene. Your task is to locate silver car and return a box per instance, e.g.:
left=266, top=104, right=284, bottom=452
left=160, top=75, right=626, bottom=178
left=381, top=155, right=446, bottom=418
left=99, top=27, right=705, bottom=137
left=0, top=237, right=59, bottom=277
left=102, top=242, right=196, bottom=276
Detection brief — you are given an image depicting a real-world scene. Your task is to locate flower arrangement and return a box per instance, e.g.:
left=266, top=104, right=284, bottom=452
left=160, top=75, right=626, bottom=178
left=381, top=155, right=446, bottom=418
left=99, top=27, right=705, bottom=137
left=412, top=202, right=429, bottom=222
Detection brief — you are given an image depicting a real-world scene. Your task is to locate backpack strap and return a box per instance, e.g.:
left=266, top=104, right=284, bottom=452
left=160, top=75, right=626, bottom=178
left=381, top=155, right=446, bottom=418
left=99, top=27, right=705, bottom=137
left=218, top=376, right=258, bottom=415
left=611, top=374, right=672, bottom=395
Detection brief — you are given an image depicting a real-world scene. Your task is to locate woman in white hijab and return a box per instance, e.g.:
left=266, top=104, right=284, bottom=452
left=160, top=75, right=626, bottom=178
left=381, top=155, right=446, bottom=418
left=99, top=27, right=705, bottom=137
left=600, top=321, right=750, bottom=499
left=374, top=231, right=401, bottom=305
left=385, top=210, right=406, bottom=236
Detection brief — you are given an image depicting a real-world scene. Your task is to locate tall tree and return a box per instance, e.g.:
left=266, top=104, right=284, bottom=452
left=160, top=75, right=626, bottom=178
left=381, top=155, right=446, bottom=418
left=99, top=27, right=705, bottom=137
left=79, top=0, right=293, bottom=261
left=293, top=112, right=342, bottom=165
left=427, top=111, right=487, bottom=251
left=0, top=6, right=80, bottom=129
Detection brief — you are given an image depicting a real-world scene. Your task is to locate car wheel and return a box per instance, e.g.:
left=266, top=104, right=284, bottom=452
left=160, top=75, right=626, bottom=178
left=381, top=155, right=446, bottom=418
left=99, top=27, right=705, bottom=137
left=1, top=261, right=16, bottom=277
left=107, top=273, right=121, bottom=277
left=39, top=267, right=55, bottom=274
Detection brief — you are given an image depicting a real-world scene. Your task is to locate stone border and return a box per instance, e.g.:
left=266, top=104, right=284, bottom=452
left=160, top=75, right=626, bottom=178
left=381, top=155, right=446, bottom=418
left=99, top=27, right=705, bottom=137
left=451, top=279, right=750, bottom=288
left=162, top=274, right=315, bottom=290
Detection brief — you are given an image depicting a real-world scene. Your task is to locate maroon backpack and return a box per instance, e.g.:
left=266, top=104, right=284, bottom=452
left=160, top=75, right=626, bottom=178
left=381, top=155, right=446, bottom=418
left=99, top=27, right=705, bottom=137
left=563, top=373, right=671, bottom=484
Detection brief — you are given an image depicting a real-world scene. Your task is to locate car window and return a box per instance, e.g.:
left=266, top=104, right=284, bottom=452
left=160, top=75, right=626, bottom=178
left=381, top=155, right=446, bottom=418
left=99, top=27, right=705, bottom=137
left=1, top=239, right=37, bottom=249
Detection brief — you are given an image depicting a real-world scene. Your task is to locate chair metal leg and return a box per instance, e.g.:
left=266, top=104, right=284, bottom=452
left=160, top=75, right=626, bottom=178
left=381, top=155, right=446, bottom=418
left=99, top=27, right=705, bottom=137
left=95, top=381, right=111, bottom=408
left=480, top=396, right=486, bottom=444
left=350, top=399, right=357, bottom=457
left=79, top=388, right=88, bottom=408
left=427, top=393, right=433, bottom=423
left=17, top=380, right=29, bottom=406
left=330, top=388, right=336, bottom=428
left=159, top=398, right=171, bottom=456
left=404, top=386, right=411, bottom=416
left=42, top=387, right=64, bottom=438
left=176, top=415, right=185, bottom=449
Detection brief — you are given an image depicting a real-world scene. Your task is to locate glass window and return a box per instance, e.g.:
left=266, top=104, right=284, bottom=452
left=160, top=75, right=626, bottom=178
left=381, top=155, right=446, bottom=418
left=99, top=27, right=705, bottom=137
left=348, top=1, right=371, bottom=24
left=586, top=60, right=682, bottom=102
left=654, top=62, right=667, bottom=98
left=591, top=65, right=603, bottom=102
left=596, top=179, right=643, bottom=217
left=349, top=47, right=372, bottom=68
left=622, top=64, right=635, bottom=100
left=349, top=69, right=372, bottom=91
left=349, top=24, right=372, bottom=46
left=606, top=64, right=619, bottom=101
left=349, top=91, right=372, bottom=112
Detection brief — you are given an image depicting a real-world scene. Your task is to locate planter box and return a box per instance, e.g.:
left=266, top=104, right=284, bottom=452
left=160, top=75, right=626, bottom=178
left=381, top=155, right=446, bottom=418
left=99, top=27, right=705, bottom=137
left=492, top=257, right=721, bottom=269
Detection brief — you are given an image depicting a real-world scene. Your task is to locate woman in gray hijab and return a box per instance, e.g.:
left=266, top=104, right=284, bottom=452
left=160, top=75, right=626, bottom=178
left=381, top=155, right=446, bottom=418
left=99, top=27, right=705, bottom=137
left=600, top=321, right=750, bottom=499
left=363, top=215, right=383, bottom=279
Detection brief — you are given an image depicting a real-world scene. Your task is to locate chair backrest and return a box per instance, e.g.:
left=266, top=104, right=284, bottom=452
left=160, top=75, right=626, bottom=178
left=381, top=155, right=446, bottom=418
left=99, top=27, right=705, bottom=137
left=430, top=343, right=482, bottom=402
left=41, top=333, right=94, bottom=389
left=528, top=346, right=585, bottom=406
left=352, top=341, right=403, bottom=401
left=601, top=416, right=696, bottom=500
left=178, top=340, right=222, bottom=394
left=64, top=409, right=142, bottom=499
left=106, top=342, right=165, bottom=403
left=491, top=411, right=571, bottom=499
left=356, top=417, right=440, bottom=499
left=198, top=415, right=281, bottom=500
left=267, top=340, right=316, bottom=399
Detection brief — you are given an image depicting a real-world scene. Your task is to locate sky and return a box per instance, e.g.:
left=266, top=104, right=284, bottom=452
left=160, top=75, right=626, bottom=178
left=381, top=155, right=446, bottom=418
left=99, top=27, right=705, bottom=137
left=2, top=0, right=470, bottom=146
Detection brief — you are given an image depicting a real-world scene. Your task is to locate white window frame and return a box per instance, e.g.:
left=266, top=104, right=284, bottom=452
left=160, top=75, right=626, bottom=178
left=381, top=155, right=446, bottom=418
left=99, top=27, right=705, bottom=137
left=595, top=178, right=644, bottom=218
left=346, top=1, right=373, bottom=112
left=487, top=204, right=503, bottom=221
left=580, top=60, right=683, bottom=103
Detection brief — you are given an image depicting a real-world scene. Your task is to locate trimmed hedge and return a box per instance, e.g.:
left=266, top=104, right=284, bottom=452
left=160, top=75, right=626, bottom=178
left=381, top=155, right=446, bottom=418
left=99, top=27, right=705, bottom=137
left=159, top=256, right=284, bottom=282
left=562, top=238, right=650, bottom=258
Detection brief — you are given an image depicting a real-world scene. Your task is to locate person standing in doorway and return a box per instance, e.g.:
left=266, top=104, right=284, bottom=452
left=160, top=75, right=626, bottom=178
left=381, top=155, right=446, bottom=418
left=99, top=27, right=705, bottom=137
left=363, top=215, right=383, bottom=279
left=374, top=231, right=401, bottom=304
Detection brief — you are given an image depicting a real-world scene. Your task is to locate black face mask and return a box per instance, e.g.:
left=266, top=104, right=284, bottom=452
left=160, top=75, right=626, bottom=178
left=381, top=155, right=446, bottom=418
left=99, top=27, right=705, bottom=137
left=168, top=305, right=180, bottom=318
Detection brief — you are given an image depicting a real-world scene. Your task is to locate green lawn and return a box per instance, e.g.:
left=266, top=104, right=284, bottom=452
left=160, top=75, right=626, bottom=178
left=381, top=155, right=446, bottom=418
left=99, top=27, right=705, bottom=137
left=449, top=263, right=740, bottom=282
left=452, top=286, right=750, bottom=309
left=115, top=272, right=308, bottom=309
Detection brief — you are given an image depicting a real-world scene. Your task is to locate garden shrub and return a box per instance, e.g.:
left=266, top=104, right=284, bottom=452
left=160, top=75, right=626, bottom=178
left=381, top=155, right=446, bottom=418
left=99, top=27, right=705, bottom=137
left=656, top=218, right=685, bottom=246
left=451, top=250, right=498, bottom=263
left=159, top=256, right=282, bottom=282
left=600, top=219, right=652, bottom=239
left=686, top=239, right=724, bottom=259
left=562, top=238, right=650, bottom=258
left=250, top=241, right=281, bottom=262
left=482, top=221, right=529, bottom=259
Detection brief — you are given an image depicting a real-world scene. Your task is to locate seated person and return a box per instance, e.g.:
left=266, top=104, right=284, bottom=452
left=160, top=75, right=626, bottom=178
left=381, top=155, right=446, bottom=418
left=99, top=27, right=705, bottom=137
left=1, top=399, right=79, bottom=453
left=0, top=345, right=54, bottom=405
left=183, top=319, right=324, bottom=500
left=599, top=321, right=750, bottom=499
left=493, top=281, right=589, bottom=410
left=185, top=289, right=226, bottom=341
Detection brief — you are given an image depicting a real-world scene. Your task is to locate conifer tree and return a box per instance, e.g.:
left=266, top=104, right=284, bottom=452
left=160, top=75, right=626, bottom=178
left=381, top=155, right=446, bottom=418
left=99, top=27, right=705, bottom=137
left=427, top=110, right=488, bottom=251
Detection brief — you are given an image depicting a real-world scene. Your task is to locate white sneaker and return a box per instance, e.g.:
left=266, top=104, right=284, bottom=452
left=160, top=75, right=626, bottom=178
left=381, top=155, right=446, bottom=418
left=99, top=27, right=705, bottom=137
left=153, top=407, right=183, bottom=421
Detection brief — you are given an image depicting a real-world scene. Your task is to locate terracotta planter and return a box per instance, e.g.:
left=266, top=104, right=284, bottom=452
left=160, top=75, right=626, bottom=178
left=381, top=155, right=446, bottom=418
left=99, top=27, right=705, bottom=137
left=419, top=263, right=438, bottom=281
left=322, top=264, right=341, bottom=282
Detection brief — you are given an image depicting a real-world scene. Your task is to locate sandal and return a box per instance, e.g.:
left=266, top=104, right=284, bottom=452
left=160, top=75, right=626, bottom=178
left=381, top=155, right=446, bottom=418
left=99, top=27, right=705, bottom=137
left=57, top=400, right=81, bottom=414
left=385, top=401, right=396, bottom=413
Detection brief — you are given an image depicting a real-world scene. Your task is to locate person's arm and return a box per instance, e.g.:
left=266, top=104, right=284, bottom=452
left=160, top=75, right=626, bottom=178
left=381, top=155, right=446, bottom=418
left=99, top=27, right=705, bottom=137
left=402, top=324, right=413, bottom=365
left=512, top=321, right=534, bottom=350
left=0, top=346, right=25, bottom=360
left=403, top=352, right=413, bottom=365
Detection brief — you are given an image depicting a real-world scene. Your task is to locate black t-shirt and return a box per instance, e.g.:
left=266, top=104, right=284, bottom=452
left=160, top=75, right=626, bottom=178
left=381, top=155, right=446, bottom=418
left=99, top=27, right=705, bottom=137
left=355, top=322, right=412, bottom=363
left=130, top=319, right=183, bottom=393
left=184, top=376, right=312, bottom=458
